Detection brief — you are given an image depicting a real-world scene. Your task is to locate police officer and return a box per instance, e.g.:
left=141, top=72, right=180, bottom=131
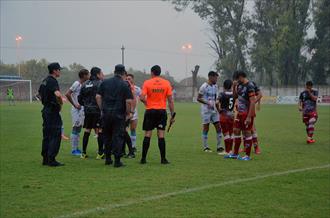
left=96, top=64, right=133, bottom=168
left=38, top=62, right=64, bottom=167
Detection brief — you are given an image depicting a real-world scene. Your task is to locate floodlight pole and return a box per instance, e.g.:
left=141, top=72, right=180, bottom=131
left=121, top=45, right=125, bottom=65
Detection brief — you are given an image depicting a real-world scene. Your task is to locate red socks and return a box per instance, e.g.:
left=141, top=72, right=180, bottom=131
left=224, top=135, right=233, bottom=153
left=233, top=136, right=241, bottom=155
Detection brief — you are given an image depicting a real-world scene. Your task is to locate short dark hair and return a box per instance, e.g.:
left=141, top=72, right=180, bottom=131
left=90, top=67, right=101, bottom=80
left=208, top=71, right=219, bottom=77
left=223, top=79, right=233, bottom=90
left=237, top=70, right=247, bottom=78
left=127, top=73, right=134, bottom=79
left=78, top=69, right=89, bottom=79
left=151, top=65, right=161, bottom=76
left=306, top=81, right=313, bottom=87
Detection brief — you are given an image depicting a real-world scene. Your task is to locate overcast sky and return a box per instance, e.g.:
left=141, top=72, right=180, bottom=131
left=0, top=0, right=217, bottom=80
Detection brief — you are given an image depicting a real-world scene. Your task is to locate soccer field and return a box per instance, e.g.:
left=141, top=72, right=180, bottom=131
left=0, top=103, right=329, bottom=218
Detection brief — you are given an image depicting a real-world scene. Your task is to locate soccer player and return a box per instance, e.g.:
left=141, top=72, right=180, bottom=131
left=197, top=71, right=224, bottom=154
left=225, top=70, right=256, bottom=161
left=299, top=81, right=318, bottom=144
left=140, top=65, right=175, bottom=165
left=7, top=87, right=15, bottom=106
left=126, top=74, right=141, bottom=152
left=216, top=79, right=234, bottom=154
left=65, top=69, right=90, bottom=156
left=78, top=67, right=104, bottom=159
left=251, top=81, right=263, bottom=154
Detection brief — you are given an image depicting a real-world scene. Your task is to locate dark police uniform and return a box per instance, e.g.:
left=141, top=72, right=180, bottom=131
left=97, top=74, right=133, bottom=164
left=38, top=75, right=62, bottom=165
left=78, top=79, right=102, bottom=129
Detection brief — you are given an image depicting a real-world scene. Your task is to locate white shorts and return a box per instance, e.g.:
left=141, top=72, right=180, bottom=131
left=131, top=110, right=138, bottom=121
left=201, top=110, right=219, bottom=125
left=71, top=107, right=85, bottom=127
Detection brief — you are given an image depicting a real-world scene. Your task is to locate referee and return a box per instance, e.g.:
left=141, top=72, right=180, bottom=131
left=140, top=65, right=175, bottom=165
left=38, top=62, right=64, bottom=167
left=96, top=64, right=133, bottom=168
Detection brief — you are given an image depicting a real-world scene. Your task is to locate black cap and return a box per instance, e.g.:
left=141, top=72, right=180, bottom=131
left=208, top=71, right=219, bottom=77
left=48, top=62, right=63, bottom=73
left=114, top=64, right=126, bottom=75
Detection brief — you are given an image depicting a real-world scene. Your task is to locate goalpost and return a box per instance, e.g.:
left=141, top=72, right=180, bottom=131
left=0, top=78, right=33, bottom=103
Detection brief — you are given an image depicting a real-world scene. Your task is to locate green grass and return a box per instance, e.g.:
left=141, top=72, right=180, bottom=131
left=0, top=103, right=329, bottom=218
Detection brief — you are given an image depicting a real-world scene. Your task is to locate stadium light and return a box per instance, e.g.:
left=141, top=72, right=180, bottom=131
left=15, top=35, right=23, bottom=78
left=181, top=43, right=192, bottom=85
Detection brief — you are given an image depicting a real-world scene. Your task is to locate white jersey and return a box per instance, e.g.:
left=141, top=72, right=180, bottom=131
left=198, top=82, right=218, bottom=113
left=132, top=85, right=141, bottom=121
left=69, top=81, right=82, bottom=108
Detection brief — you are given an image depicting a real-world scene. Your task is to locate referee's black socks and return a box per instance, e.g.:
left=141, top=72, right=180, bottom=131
left=158, top=138, right=166, bottom=161
left=82, top=132, right=90, bottom=154
left=141, top=137, right=151, bottom=161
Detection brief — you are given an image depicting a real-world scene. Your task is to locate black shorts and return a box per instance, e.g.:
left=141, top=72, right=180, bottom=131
left=83, top=113, right=101, bottom=129
left=143, top=109, right=167, bottom=131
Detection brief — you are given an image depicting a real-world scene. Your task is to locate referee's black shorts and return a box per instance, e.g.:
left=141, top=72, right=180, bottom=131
left=83, top=113, right=101, bottom=129
left=142, top=109, right=167, bottom=131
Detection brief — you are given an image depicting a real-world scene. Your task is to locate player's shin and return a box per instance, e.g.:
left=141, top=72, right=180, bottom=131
left=233, top=134, right=241, bottom=155
left=202, top=131, right=209, bottom=148
left=130, top=130, right=137, bottom=148
left=244, top=135, right=253, bottom=157
left=223, top=134, right=232, bottom=153
left=97, top=132, right=104, bottom=155
left=82, top=131, right=91, bottom=154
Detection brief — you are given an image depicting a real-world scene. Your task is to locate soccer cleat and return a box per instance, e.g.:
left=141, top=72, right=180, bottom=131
left=80, top=153, right=88, bottom=159
left=71, top=150, right=81, bottom=156
left=61, top=134, right=69, bottom=140
left=161, top=159, right=170, bottom=164
left=217, top=147, right=226, bottom=155
left=307, top=139, right=316, bottom=144
left=203, top=147, right=213, bottom=153
left=96, top=153, right=105, bottom=160
left=254, top=146, right=261, bottom=155
left=224, top=153, right=239, bottom=159
left=238, top=155, right=251, bottom=161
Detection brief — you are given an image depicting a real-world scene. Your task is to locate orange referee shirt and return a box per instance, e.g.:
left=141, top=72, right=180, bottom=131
left=141, top=77, right=172, bottom=110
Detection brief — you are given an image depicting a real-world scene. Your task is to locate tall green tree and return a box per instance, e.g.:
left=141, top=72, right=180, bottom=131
left=169, top=0, right=249, bottom=78
left=307, top=0, right=330, bottom=84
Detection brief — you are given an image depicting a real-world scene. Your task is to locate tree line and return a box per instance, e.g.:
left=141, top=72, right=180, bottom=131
left=169, top=0, right=330, bottom=86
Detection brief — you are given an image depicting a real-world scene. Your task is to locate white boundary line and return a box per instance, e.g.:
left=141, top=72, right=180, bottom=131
left=56, top=164, right=330, bottom=218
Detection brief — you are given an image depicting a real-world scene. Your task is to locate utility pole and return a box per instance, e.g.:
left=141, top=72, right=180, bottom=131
left=121, top=45, right=125, bottom=65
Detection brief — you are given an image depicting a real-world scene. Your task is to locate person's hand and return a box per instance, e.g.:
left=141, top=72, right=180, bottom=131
left=75, top=103, right=81, bottom=110
left=244, top=116, right=251, bottom=127
left=298, top=106, right=303, bottom=112
left=126, top=113, right=133, bottom=121
left=170, top=116, right=175, bottom=125
left=207, top=100, right=214, bottom=110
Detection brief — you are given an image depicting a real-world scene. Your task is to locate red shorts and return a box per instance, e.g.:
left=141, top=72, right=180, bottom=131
left=220, top=113, right=234, bottom=134
left=234, top=112, right=254, bottom=131
left=303, top=111, right=318, bottom=124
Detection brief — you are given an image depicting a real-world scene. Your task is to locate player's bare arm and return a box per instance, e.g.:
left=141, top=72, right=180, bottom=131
left=125, top=99, right=133, bottom=120
left=95, top=94, right=102, bottom=111
left=197, top=93, right=208, bottom=105
left=54, top=90, right=63, bottom=106
left=140, top=94, right=147, bottom=105
left=167, top=95, right=175, bottom=123
left=246, top=95, right=256, bottom=126
left=65, top=89, right=81, bottom=109
left=308, top=90, right=318, bottom=101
